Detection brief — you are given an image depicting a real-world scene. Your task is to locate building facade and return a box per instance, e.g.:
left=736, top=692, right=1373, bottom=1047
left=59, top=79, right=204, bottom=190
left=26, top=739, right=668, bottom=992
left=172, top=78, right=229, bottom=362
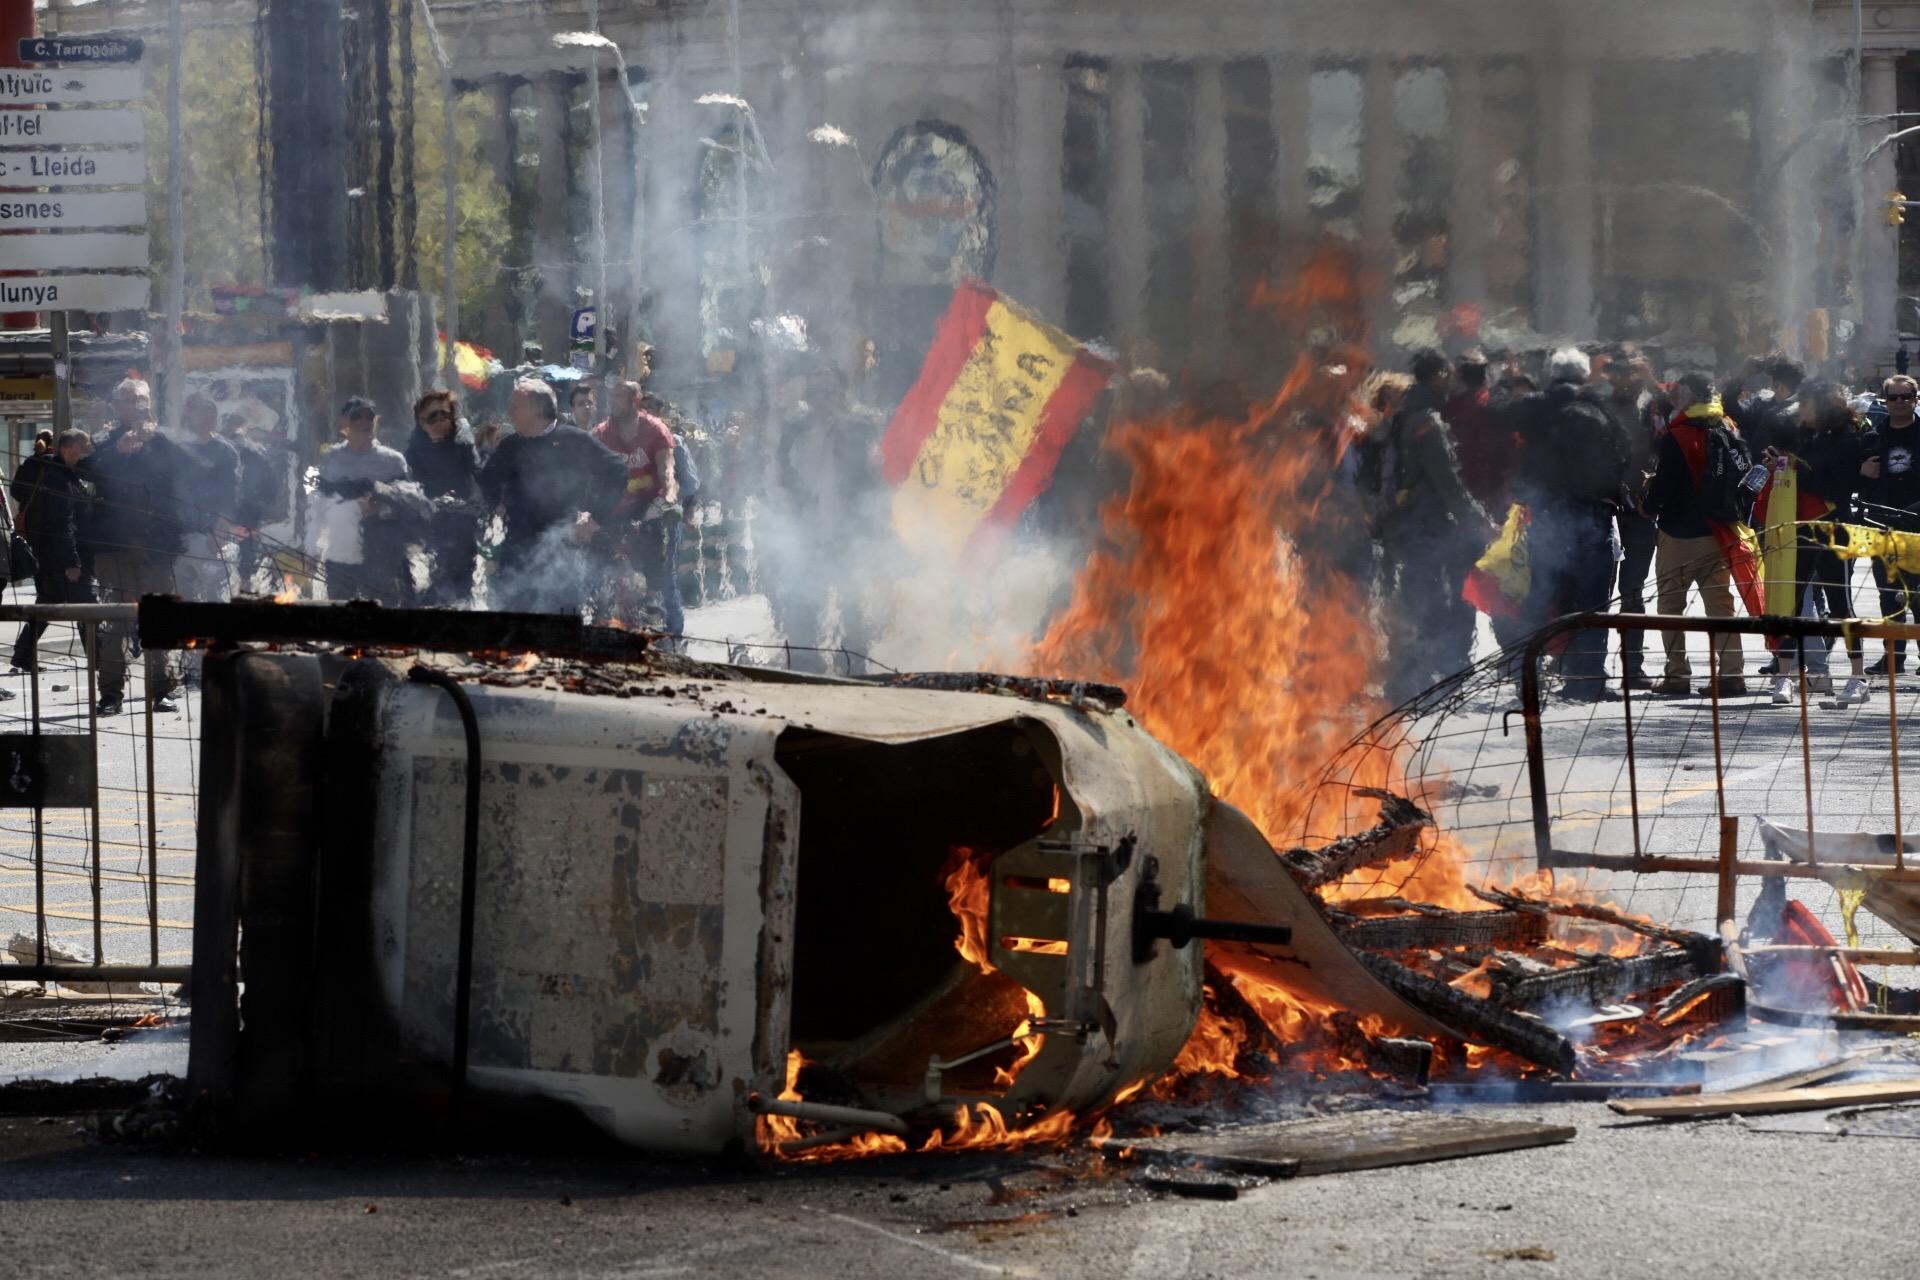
left=45, top=0, right=1920, bottom=402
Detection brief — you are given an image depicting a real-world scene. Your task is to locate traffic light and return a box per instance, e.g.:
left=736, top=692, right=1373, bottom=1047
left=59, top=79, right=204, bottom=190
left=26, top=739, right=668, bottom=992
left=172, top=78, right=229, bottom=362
left=1889, top=191, right=1908, bottom=227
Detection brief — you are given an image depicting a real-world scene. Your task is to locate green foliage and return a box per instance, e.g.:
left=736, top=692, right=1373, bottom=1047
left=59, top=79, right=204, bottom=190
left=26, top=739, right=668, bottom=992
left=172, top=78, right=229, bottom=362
left=138, top=19, right=514, bottom=341
left=141, top=31, right=268, bottom=307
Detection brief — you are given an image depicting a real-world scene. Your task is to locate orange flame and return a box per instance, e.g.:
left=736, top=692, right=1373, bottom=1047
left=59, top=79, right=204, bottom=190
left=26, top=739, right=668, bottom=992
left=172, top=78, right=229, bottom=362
left=273, top=575, right=300, bottom=605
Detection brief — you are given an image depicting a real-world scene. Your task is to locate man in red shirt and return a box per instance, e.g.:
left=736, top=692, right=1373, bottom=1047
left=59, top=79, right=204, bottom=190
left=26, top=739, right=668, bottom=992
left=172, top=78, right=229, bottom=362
left=591, top=380, right=682, bottom=635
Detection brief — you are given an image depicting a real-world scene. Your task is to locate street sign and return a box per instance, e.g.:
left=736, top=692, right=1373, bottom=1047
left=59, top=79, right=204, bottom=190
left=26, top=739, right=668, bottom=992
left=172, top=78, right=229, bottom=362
left=17, top=36, right=145, bottom=65
left=0, top=149, right=147, bottom=187
left=0, top=108, right=143, bottom=147
left=0, top=376, right=53, bottom=402
left=570, top=306, right=596, bottom=343
left=0, top=68, right=143, bottom=105
left=0, top=231, right=148, bottom=269
left=0, top=191, right=144, bottom=229
left=0, top=274, right=148, bottom=311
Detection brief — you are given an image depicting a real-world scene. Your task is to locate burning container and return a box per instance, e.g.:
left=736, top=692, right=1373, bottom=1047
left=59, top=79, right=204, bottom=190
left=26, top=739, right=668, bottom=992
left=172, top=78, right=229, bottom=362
left=186, top=632, right=1226, bottom=1153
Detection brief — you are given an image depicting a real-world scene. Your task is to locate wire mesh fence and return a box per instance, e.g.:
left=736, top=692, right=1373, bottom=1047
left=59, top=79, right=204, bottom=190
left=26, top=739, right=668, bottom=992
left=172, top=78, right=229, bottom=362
left=1291, top=550, right=1920, bottom=1010
left=0, top=603, right=195, bottom=1001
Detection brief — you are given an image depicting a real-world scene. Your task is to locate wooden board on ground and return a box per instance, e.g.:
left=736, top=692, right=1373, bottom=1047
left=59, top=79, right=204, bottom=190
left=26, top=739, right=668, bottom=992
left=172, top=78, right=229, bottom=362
left=1608, top=1079, right=1920, bottom=1120
left=1202, top=803, right=1456, bottom=1043
left=1100, top=1111, right=1575, bottom=1178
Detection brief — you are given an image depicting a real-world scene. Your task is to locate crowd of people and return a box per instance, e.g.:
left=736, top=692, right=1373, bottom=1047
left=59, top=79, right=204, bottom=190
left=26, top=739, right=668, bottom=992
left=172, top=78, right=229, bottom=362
left=1359, top=342, right=1920, bottom=708
left=3, top=371, right=697, bottom=716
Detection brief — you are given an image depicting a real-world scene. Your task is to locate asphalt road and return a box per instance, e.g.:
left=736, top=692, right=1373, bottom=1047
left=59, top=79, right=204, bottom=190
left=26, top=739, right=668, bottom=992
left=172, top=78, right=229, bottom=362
left=1, top=1095, right=1916, bottom=1279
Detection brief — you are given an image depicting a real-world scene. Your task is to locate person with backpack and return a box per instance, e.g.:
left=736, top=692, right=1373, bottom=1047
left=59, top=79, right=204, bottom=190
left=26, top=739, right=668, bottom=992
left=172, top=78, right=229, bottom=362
left=1377, top=348, right=1493, bottom=704
left=1645, top=371, right=1755, bottom=697
left=1506, top=348, right=1635, bottom=701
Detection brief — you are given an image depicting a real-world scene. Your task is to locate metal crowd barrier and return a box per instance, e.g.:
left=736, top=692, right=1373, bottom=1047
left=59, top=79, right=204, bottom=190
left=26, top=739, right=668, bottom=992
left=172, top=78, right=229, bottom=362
left=1519, top=612, right=1920, bottom=1027
left=0, top=602, right=193, bottom=988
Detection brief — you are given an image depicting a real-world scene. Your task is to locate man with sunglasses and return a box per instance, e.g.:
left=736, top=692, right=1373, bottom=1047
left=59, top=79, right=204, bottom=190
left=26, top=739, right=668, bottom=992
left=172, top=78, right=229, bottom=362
left=405, top=390, right=480, bottom=606
left=1861, top=375, right=1920, bottom=674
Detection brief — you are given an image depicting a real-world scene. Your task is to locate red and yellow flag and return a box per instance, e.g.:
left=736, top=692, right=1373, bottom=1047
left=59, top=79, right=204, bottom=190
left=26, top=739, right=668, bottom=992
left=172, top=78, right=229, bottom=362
left=881, top=281, right=1114, bottom=555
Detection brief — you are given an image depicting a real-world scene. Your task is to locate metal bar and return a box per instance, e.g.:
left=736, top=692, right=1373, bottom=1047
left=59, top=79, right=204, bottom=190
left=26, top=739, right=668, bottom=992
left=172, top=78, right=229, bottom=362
left=1716, top=815, right=1738, bottom=928
left=1541, top=847, right=1920, bottom=883
left=28, top=640, right=42, bottom=968
left=137, top=596, right=652, bottom=662
left=1892, top=660, right=1906, bottom=873
left=84, top=622, right=101, bottom=959
left=1624, top=648, right=1643, bottom=857
left=1549, top=613, right=1920, bottom=642
left=1707, top=633, right=1727, bottom=820
left=748, top=1094, right=910, bottom=1136
left=1520, top=635, right=1552, bottom=863
left=1745, top=945, right=1920, bottom=964
left=1798, top=654, right=1816, bottom=866
left=0, top=605, right=136, bottom=623
left=0, top=963, right=191, bottom=983
left=144, top=679, right=158, bottom=967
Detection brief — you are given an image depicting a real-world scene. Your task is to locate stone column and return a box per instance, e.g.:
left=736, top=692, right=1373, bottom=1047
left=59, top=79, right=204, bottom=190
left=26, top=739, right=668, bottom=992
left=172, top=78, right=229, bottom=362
left=599, top=68, right=637, bottom=368
left=641, top=64, right=699, bottom=392
left=1446, top=57, right=1489, bottom=316
left=482, top=75, right=522, bottom=361
left=1862, top=52, right=1903, bottom=358
left=1191, top=58, right=1229, bottom=370
left=1270, top=55, right=1309, bottom=229
left=532, top=70, right=576, bottom=364
left=1540, top=55, right=1595, bottom=338
left=1759, top=43, right=1814, bottom=356
left=1359, top=59, right=1397, bottom=341
left=1107, top=60, right=1148, bottom=355
left=1008, top=54, right=1068, bottom=323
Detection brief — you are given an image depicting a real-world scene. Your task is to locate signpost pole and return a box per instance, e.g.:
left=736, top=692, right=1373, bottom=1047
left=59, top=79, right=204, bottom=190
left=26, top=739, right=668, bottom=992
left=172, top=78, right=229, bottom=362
left=163, top=0, right=183, bottom=430
left=50, top=309, right=69, bottom=436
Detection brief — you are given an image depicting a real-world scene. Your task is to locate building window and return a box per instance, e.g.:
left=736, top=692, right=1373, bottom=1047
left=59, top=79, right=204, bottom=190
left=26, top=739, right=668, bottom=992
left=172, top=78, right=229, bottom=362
left=1062, top=56, right=1112, bottom=341
left=695, top=122, right=768, bottom=369
left=1141, top=61, right=1195, bottom=369
left=1390, top=62, right=1452, bottom=350
left=1306, top=66, right=1363, bottom=242
left=1480, top=59, right=1537, bottom=339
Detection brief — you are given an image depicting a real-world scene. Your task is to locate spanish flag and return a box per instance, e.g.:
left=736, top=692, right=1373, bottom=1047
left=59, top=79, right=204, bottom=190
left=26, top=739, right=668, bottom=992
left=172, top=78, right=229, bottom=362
left=881, top=281, right=1115, bottom=555
left=434, top=334, right=496, bottom=391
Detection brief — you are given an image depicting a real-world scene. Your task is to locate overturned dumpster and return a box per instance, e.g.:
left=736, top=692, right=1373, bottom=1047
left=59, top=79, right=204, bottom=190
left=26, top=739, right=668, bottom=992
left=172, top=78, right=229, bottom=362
left=178, top=600, right=1304, bottom=1152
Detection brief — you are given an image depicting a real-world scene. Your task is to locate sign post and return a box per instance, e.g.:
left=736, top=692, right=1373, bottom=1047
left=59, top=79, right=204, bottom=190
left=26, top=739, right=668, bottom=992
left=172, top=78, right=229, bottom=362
left=0, top=21, right=149, bottom=427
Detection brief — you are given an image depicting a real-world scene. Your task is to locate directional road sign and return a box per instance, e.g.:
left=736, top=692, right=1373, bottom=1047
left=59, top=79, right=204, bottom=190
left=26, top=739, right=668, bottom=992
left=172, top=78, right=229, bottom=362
left=0, top=68, right=143, bottom=105
left=0, top=149, right=147, bottom=187
left=17, top=36, right=145, bottom=65
left=0, top=231, right=149, bottom=269
left=0, top=108, right=143, bottom=147
left=0, top=192, right=145, bottom=229
left=0, top=274, right=148, bottom=311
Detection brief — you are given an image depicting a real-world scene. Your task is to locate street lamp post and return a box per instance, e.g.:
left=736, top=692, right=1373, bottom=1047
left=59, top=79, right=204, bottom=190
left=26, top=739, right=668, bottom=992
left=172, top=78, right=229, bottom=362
left=553, top=30, right=645, bottom=388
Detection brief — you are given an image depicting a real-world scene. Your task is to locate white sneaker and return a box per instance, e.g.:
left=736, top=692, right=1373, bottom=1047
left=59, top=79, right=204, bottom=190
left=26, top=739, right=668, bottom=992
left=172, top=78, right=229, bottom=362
left=1808, top=674, right=1835, bottom=696
left=1841, top=677, right=1869, bottom=705
left=1771, top=676, right=1794, bottom=706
